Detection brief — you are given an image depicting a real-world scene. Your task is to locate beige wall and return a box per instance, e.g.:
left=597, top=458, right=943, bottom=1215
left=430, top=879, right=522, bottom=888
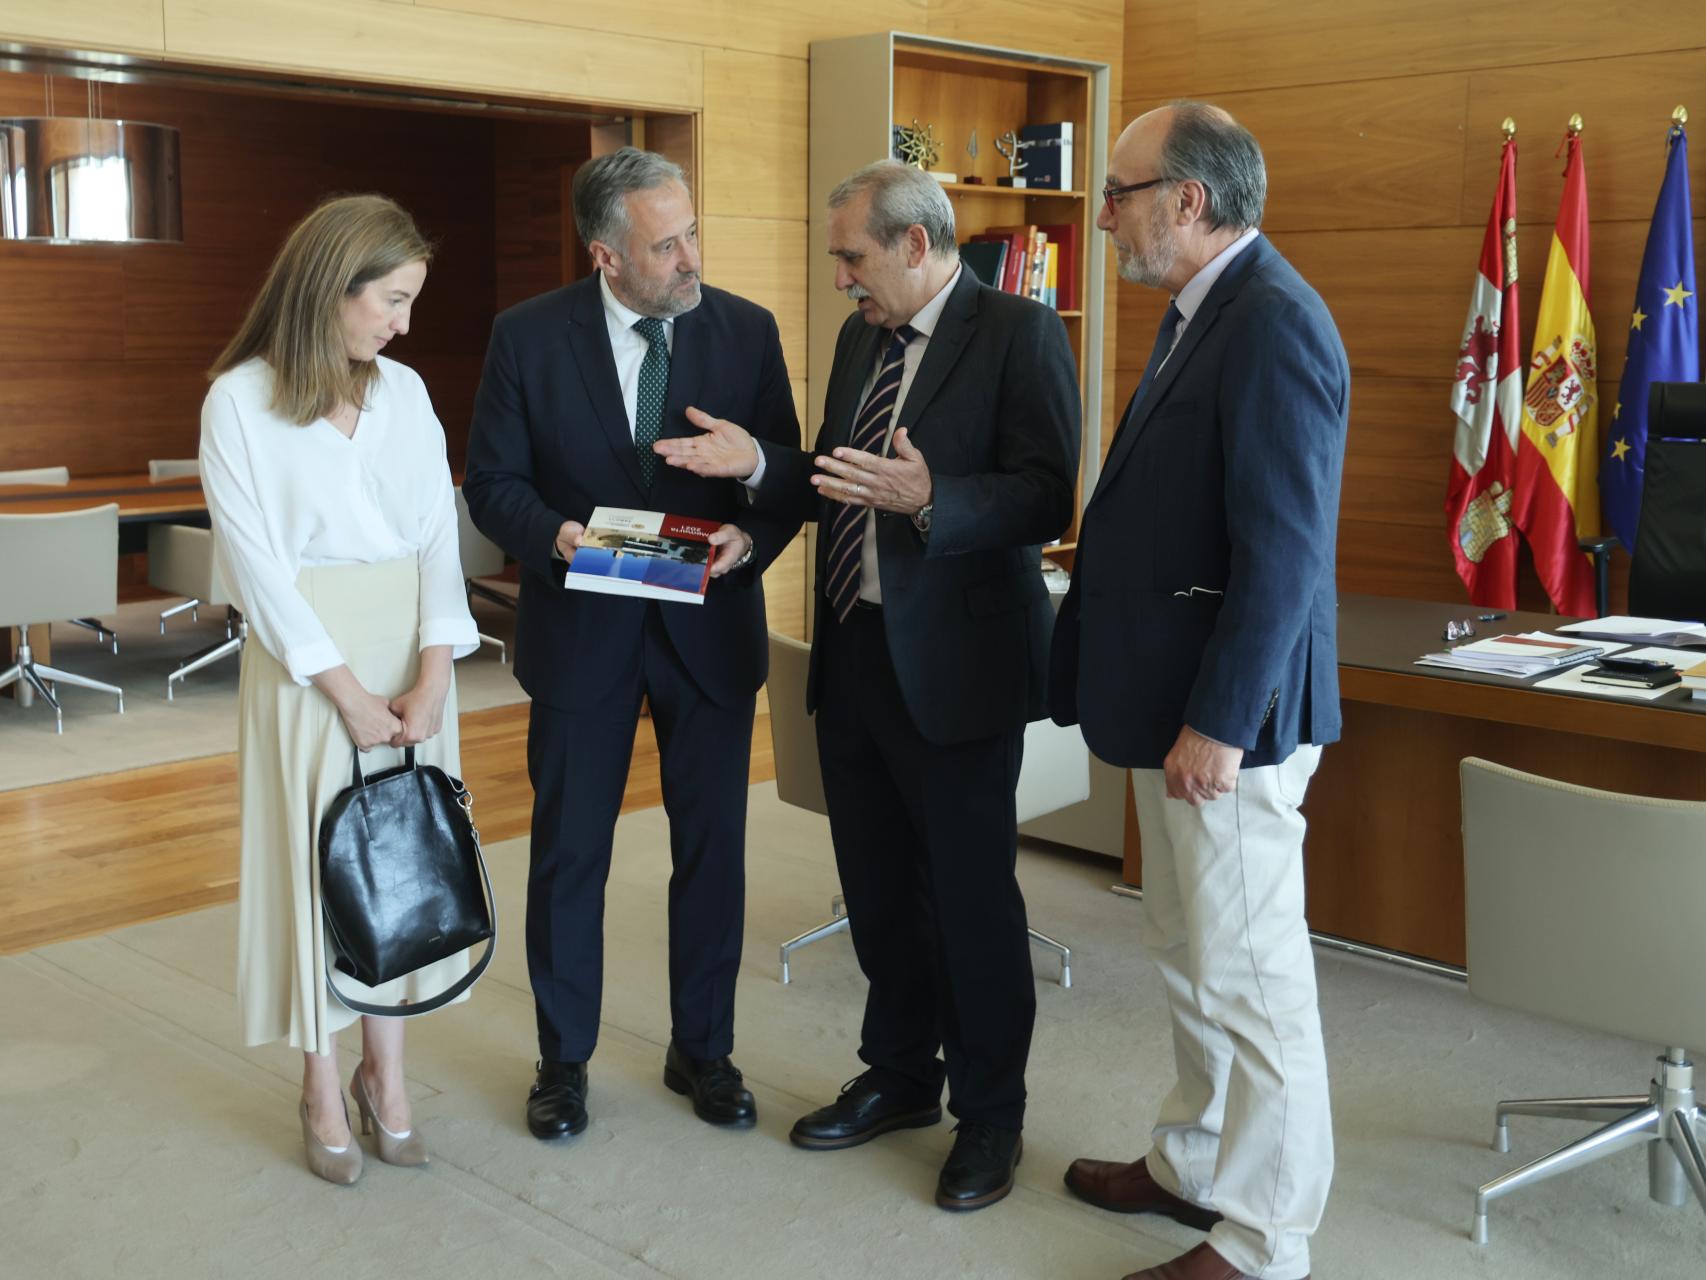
left=1119, top=1, right=1706, bottom=605
left=3, top=0, right=1125, bottom=636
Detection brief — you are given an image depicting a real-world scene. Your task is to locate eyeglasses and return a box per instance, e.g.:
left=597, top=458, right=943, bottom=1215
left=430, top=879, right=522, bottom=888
left=1102, top=176, right=1167, bottom=216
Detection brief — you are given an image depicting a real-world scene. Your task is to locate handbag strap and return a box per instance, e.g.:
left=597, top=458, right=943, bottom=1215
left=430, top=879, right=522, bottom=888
left=350, top=745, right=416, bottom=788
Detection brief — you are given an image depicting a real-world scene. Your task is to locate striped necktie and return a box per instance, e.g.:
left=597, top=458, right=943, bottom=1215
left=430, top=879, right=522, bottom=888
left=824, top=324, right=917, bottom=622
left=632, top=316, right=669, bottom=487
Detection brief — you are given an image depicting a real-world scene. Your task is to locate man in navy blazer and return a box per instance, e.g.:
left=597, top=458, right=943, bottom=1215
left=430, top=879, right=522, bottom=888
left=1050, top=105, right=1348, bottom=1280
left=463, top=148, right=801, bottom=1142
left=658, top=160, right=1079, bottom=1212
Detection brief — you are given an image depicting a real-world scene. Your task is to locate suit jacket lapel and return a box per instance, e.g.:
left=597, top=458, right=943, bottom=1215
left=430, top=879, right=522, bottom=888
left=1090, top=236, right=1274, bottom=508
left=659, top=302, right=705, bottom=453
left=566, top=274, right=648, bottom=494
left=831, top=322, right=885, bottom=450
left=890, top=268, right=978, bottom=444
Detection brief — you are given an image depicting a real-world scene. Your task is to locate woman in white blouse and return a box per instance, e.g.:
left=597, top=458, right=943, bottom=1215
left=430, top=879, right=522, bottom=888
left=200, top=194, right=479, bottom=1185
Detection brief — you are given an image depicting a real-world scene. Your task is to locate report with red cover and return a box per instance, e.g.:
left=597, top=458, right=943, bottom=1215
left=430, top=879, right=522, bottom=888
left=564, top=507, right=716, bottom=604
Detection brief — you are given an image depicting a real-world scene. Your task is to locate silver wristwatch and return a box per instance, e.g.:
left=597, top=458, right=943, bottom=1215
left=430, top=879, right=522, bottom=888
left=911, top=502, right=934, bottom=534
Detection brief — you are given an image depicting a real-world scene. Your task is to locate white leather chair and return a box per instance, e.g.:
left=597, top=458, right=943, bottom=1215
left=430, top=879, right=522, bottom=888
left=147, top=523, right=244, bottom=699
left=0, top=505, right=125, bottom=732
left=0, top=466, right=70, bottom=485
left=0, top=467, right=117, bottom=652
left=1460, top=758, right=1706, bottom=1245
left=769, top=630, right=1086, bottom=987
left=454, top=486, right=511, bottom=663
left=147, top=458, right=200, bottom=482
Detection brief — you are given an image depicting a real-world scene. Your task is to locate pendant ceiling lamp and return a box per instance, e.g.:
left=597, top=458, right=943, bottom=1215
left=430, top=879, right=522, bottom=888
left=1, top=77, right=182, bottom=243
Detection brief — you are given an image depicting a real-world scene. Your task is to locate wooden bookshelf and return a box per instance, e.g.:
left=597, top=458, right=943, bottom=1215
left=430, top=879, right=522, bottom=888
left=808, top=33, right=1110, bottom=603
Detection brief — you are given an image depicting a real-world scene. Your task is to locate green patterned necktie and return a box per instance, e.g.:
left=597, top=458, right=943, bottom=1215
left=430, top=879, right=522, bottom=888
left=632, top=316, right=669, bottom=487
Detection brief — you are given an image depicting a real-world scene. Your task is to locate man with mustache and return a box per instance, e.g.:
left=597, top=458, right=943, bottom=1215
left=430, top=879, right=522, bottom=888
left=464, top=147, right=802, bottom=1142
left=657, top=159, right=1079, bottom=1210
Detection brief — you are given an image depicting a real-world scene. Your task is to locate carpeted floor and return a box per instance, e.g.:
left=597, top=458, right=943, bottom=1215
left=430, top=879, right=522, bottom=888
left=1, top=783, right=1699, bottom=1279
left=0, top=593, right=524, bottom=790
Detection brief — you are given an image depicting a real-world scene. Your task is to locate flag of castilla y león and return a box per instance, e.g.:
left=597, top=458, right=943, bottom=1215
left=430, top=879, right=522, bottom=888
left=1448, top=137, right=1522, bottom=609
left=1510, top=128, right=1598, bottom=617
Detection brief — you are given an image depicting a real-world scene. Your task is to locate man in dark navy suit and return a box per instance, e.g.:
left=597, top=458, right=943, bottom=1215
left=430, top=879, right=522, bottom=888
left=1050, top=105, right=1348, bottom=1280
left=658, top=160, right=1079, bottom=1212
left=463, top=147, right=801, bottom=1141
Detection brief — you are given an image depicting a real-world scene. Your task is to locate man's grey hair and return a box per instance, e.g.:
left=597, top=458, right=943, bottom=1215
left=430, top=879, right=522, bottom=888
left=571, top=146, right=688, bottom=253
left=1157, top=101, right=1266, bottom=232
left=828, top=159, right=958, bottom=260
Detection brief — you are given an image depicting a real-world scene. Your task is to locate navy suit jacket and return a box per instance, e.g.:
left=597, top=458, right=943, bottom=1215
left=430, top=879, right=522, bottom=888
left=1049, top=235, right=1348, bottom=768
left=462, top=275, right=801, bottom=712
left=751, top=268, right=1080, bottom=745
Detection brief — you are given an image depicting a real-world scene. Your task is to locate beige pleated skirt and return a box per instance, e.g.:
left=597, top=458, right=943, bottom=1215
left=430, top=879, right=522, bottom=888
left=235, top=557, right=470, bottom=1055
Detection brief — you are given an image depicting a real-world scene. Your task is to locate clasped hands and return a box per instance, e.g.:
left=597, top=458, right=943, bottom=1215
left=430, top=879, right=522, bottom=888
left=654, top=406, right=933, bottom=515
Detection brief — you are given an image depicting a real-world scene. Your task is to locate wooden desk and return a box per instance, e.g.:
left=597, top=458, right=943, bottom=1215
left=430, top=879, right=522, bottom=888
left=1120, top=596, right=1706, bottom=967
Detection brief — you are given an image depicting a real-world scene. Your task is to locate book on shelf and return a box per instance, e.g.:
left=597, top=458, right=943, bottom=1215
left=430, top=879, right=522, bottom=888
left=970, top=226, right=1029, bottom=294
left=1018, top=122, right=1073, bottom=190
left=959, top=240, right=1007, bottom=288
left=1034, top=221, right=1080, bottom=311
left=563, top=507, right=717, bottom=604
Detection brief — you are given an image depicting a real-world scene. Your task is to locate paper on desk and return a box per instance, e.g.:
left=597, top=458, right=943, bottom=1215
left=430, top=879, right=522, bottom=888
left=1415, top=632, right=1624, bottom=678
left=1534, top=654, right=1692, bottom=701
left=1557, top=616, right=1706, bottom=642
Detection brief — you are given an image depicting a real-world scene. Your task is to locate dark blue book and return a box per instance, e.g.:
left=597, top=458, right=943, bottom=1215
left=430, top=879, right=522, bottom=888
left=959, top=240, right=1007, bottom=288
left=1019, top=122, right=1074, bottom=191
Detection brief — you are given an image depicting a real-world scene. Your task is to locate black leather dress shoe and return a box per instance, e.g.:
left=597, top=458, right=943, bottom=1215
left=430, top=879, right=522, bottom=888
left=527, top=1060, right=589, bottom=1140
left=663, top=1040, right=757, bottom=1127
left=789, top=1070, right=943, bottom=1150
left=935, top=1121, right=1022, bottom=1211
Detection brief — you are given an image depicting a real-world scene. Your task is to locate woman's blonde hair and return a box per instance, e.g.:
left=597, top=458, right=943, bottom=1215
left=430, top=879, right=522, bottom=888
left=210, top=194, right=434, bottom=425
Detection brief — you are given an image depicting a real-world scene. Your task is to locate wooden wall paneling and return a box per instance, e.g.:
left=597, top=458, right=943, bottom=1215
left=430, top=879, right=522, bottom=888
left=703, top=50, right=808, bottom=222
left=0, top=361, right=208, bottom=473
left=647, top=112, right=699, bottom=202
left=762, top=533, right=809, bottom=640
left=493, top=119, right=592, bottom=311
left=1461, top=50, right=1706, bottom=229
left=0, top=251, right=127, bottom=362
left=0, top=1, right=165, bottom=53
left=1340, top=376, right=1464, bottom=532
left=1335, top=518, right=1469, bottom=602
left=700, top=215, right=808, bottom=375
left=412, top=0, right=924, bottom=63
left=1123, top=74, right=1471, bottom=233
left=928, top=0, right=1124, bottom=66
left=160, top=0, right=705, bottom=111
left=1122, top=1, right=1706, bottom=101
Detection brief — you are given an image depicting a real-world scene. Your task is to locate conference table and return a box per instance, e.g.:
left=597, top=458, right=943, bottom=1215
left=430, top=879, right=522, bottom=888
left=0, top=473, right=208, bottom=699
left=1189, top=596, right=1705, bottom=969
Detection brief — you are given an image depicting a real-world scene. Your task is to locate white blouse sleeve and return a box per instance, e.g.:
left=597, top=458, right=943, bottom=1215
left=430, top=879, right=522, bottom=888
left=408, top=377, right=480, bottom=660
left=200, top=384, right=346, bottom=684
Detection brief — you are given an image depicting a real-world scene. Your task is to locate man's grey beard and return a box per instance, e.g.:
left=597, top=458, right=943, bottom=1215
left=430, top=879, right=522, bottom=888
left=1117, top=199, right=1179, bottom=288
left=846, top=284, right=870, bottom=301
left=632, top=274, right=702, bottom=318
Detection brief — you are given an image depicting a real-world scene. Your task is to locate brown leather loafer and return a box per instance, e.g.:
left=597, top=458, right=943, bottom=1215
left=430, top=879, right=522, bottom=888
left=1121, top=1242, right=1308, bottom=1280
left=1064, top=1156, right=1222, bottom=1230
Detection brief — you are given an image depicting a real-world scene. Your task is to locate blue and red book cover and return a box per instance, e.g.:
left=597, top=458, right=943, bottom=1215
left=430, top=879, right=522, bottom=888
left=564, top=507, right=716, bottom=604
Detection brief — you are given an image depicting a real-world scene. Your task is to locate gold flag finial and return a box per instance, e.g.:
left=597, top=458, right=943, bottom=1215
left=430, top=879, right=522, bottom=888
left=1501, top=117, right=1517, bottom=141
left=1567, top=113, right=1584, bottom=136
left=1673, top=105, right=1689, bottom=126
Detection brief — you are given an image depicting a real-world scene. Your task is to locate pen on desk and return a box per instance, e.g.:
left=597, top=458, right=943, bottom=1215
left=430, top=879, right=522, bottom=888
left=1478, top=613, right=1507, bottom=621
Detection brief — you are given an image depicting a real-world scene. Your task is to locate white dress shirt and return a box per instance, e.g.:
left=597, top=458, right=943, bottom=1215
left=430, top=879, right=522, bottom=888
left=745, top=265, right=962, bottom=605
left=600, top=272, right=680, bottom=438
left=200, top=356, right=479, bottom=685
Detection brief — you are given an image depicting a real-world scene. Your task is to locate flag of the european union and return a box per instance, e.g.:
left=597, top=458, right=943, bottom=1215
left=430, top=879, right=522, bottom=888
left=1602, top=124, right=1698, bottom=550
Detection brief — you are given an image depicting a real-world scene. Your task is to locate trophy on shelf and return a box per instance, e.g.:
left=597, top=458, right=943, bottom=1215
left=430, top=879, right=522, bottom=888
left=963, top=129, right=984, bottom=185
left=892, top=118, right=956, bottom=183
left=994, top=129, right=1034, bottom=187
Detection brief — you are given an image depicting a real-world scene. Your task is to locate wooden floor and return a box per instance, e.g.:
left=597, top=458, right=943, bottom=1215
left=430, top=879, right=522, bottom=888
left=0, top=705, right=775, bottom=956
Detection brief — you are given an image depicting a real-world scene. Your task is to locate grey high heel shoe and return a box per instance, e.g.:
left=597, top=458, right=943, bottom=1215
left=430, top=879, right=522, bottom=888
left=299, top=1097, right=363, bottom=1185
left=351, top=1065, right=429, bottom=1167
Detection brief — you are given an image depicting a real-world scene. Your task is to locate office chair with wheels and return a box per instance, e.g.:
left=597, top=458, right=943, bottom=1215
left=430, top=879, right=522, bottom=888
left=147, top=523, right=245, bottom=699
left=768, top=630, right=1083, bottom=988
left=1459, top=758, right=1706, bottom=1245
left=0, top=505, right=126, bottom=731
left=0, top=466, right=117, bottom=651
left=1628, top=383, right=1706, bottom=622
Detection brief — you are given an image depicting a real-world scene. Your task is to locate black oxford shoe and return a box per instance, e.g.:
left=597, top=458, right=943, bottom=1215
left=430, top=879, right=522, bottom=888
left=789, top=1069, right=943, bottom=1150
left=527, top=1060, right=589, bottom=1140
left=935, top=1121, right=1022, bottom=1211
left=663, top=1040, right=757, bottom=1127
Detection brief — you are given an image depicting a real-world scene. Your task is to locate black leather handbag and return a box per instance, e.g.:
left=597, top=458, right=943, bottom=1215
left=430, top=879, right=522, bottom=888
left=318, top=746, right=495, bottom=1018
